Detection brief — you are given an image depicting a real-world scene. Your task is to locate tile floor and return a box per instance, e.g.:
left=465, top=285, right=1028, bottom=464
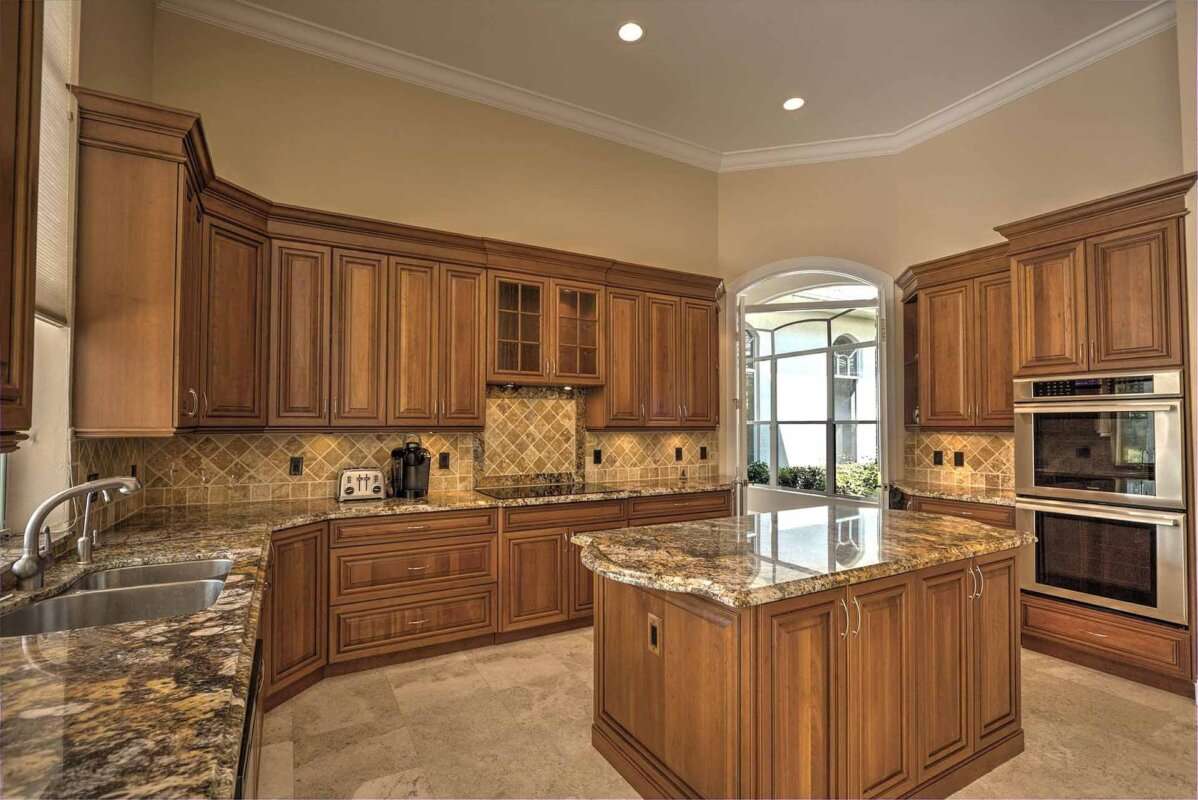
left=259, top=628, right=1197, bottom=799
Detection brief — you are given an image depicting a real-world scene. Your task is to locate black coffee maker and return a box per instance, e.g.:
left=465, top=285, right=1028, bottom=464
left=390, top=441, right=432, bottom=499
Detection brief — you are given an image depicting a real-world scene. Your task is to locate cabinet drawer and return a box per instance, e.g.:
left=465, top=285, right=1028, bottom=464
left=1022, top=594, right=1191, bottom=679
left=330, top=508, right=498, bottom=547
left=501, top=499, right=627, bottom=532
left=628, top=491, right=731, bottom=522
left=329, top=587, right=497, bottom=663
left=909, top=497, right=1014, bottom=529
left=330, top=534, right=498, bottom=605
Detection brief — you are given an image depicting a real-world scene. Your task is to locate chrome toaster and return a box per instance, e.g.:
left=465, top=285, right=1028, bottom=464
left=337, top=468, right=385, bottom=501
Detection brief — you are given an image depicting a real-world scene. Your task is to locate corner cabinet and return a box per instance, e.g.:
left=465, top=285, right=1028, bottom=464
left=263, top=522, right=329, bottom=706
left=900, top=245, right=1013, bottom=431
left=998, top=175, right=1194, bottom=377
left=487, top=270, right=604, bottom=387
left=0, top=0, right=41, bottom=452
left=586, top=290, right=719, bottom=430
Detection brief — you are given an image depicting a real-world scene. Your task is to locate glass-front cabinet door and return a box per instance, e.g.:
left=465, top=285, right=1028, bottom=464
left=489, top=271, right=550, bottom=383
left=550, top=280, right=604, bottom=385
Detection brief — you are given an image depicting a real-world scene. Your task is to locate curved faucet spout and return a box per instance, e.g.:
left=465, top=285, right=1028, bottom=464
left=11, top=477, right=142, bottom=581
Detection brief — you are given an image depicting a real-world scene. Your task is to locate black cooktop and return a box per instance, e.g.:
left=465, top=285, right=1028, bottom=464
left=475, top=482, right=621, bottom=501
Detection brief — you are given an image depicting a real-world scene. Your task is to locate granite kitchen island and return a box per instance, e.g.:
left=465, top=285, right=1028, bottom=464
left=573, top=504, right=1034, bottom=800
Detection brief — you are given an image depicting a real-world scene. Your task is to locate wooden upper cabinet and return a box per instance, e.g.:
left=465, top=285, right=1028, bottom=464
left=919, top=281, right=973, bottom=427
left=387, top=258, right=439, bottom=427
left=269, top=241, right=331, bottom=426
left=586, top=288, right=646, bottom=428
left=645, top=293, right=682, bottom=426
left=198, top=219, right=269, bottom=427
left=489, top=270, right=550, bottom=383
left=332, top=249, right=388, bottom=426
left=973, top=273, right=1014, bottom=427
left=0, top=0, right=41, bottom=450
left=680, top=299, right=718, bottom=426
left=549, top=279, right=604, bottom=385
left=176, top=180, right=204, bottom=429
left=439, top=265, right=486, bottom=426
left=1087, top=220, right=1183, bottom=370
left=1010, top=243, right=1089, bottom=376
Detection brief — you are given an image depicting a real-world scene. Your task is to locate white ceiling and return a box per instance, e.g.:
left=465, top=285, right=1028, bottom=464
left=162, top=0, right=1172, bottom=170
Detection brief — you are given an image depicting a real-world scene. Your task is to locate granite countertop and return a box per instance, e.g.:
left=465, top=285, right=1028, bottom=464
left=573, top=504, right=1032, bottom=608
left=891, top=479, right=1016, bottom=507
left=0, top=476, right=730, bottom=798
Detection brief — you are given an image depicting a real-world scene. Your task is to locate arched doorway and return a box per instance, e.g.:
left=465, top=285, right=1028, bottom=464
left=723, top=258, right=893, bottom=513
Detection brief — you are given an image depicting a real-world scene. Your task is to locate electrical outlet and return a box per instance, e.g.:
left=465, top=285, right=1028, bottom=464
left=674, top=447, right=683, bottom=462
left=953, top=451, right=965, bottom=467
left=593, top=449, right=602, bottom=465
left=438, top=452, right=450, bottom=469
left=700, top=446, right=708, bottom=460
left=130, top=464, right=138, bottom=479
left=289, top=456, right=304, bottom=476
left=932, top=451, right=943, bottom=466
left=87, top=472, right=99, bottom=482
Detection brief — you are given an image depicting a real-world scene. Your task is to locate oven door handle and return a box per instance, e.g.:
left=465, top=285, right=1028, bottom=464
left=1014, top=401, right=1180, bottom=414
left=1015, top=499, right=1183, bottom=526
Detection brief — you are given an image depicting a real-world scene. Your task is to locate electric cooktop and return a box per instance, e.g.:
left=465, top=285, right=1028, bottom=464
left=474, top=482, right=621, bottom=501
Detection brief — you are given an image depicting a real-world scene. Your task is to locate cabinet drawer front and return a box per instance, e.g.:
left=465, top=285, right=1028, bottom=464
left=330, top=588, right=497, bottom=663
left=628, top=491, right=730, bottom=522
left=330, top=509, right=498, bottom=547
left=910, top=497, right=1014, bottom=529
left=1021, top=594, right=1190, bottom=679
left=501, top=499, right=627, bottom=532
left=330, top=534, right=498, bottom=604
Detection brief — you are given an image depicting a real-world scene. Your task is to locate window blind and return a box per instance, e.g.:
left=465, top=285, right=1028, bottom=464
left=34, top=0, right=76, bottom=325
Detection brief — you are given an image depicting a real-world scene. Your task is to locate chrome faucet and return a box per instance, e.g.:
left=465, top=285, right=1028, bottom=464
left=11, top=477, right=141, bottom=588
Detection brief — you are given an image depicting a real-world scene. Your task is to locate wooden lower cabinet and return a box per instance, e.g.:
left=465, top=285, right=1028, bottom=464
left=569, top=520, right=627, bottom=619
left=330, top=586, right=497, bottom=663
left=909, top=496, right=1015, bottom=529
left=500, top=528, right=570, bottom=631
left=594, top=549, right=1024, bottom=800
left=263, top=523, right=328, bottom=703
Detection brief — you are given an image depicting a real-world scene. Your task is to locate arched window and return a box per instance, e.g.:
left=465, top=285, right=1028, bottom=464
left=742, top=277, right=881, bottom=500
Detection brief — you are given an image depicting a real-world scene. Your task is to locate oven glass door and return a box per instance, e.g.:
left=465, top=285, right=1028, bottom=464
left=1033, top=410, right=1156, bottom=497
left=1019, top=501, right=1187, bottom=624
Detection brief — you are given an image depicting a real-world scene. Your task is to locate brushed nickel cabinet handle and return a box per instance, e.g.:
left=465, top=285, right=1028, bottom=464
left=201, top=391, right=209, bottom=417
left=640, top=402, right=645, bottom=419
left=1085, top=630, right=1109, bottom=639
left=407, top=564, right=428, bottom=572
left=975, top=565, right=984, bottom=598
left=840, top=599, right=850, bottom=638
left=402, top=525, right=430, bottom=532
left=968, top=565, right=977, bottom=599
left=852, top=597, right=862, bottom=636
left=186, top=388, right=199, bottom=417
left=408, top=618, right=428, bottom=626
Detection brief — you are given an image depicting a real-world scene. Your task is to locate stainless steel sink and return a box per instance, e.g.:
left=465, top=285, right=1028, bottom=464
left=75, top=558, right=234, bottom=591
left=0, top=579, right=226, bottom=637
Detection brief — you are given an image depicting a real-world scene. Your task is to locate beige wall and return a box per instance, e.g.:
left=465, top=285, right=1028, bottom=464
left=148, top=12, right=718, bottom=274
left=717, top=30, right=1184, bottom=281
left=77, top=0, right=155, bottom=101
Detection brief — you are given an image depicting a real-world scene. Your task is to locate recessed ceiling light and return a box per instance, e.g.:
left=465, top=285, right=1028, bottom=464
left=618, top=21, right=644, bottom=43
left=783, top=97, right=806, bottom=111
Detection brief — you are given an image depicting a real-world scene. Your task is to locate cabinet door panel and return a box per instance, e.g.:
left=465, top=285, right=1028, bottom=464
left=847, top=573, right=916, bottom=798
left=200, top=219, right=269, bottom=426
left=645, top=294, right=681, bottom=426
left=500, top=529, right=569, bottom=631
left=551, top=279, right=604, bottom=385
left=177, top=179, right=203, bottom=429
left=604, top=289, right=646, bottom=424
left=441, top=265, right=487, bottom=425
left=332, top=249, right=388, bottom=426
left=1087, top=221, right=1183, bottom=370
left=756, top=590, right=847, bottom=800
left=569, top=521, right=626, bottom=619
left=973, top=274, right=1013, bottom=427
left=919, top=281, right=973, bottom=427
left=916, top=561, right=974, bottom=782
left=681, top=299, right=718, bottom=426
left=266, top=523, right=328, bottom=697
left=269, top=241, right=331, bottom=426
left=973, top=551, right=1020, bottom=750
left=1011, top=243, right=1088, bottom=376
left=599, top=578, right=665, bottom=755
left=489, top=271, right=549, bottom=383
left=387, top=258, right=438, bottom=427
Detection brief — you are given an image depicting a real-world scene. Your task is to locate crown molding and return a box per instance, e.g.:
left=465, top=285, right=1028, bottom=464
left=157, top=0, right=1175, bottom=175
left=719, top=0, right=1177, bottom=172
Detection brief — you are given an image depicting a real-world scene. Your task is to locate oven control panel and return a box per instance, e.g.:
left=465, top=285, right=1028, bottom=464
left=1031, top=375, right=1154, bottom=398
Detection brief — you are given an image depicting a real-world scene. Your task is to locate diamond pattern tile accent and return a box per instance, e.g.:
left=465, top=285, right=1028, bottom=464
left=902, top=431, right=1014, bottom=489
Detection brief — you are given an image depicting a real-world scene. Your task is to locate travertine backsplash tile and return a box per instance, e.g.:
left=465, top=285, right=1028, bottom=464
left=481, top=386, right=583, bottom=483
left=72, top=438, right=146, bottom=531
left=903, top=431, right=1014, bottom=489
left=585, top=430, right=719, bottom=483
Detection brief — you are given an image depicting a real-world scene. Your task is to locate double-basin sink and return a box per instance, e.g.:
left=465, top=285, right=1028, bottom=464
left=0, top=559, right=233, bottom=637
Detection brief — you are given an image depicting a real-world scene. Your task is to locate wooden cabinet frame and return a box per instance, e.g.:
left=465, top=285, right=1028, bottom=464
left=269, top=240, right=332, bottom=426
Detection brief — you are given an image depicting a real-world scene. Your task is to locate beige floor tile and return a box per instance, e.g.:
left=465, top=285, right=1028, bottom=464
left=386, top=651, right=493, bottom=715
left=293, top=723, right=419, bottom=799
left=256, top=741, right=294, bottom=799
left=288, top=669, right=400, bottom=739
left=351, top=767, right=432, bottom=799
left=469, top=637, right=571, bottom=690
